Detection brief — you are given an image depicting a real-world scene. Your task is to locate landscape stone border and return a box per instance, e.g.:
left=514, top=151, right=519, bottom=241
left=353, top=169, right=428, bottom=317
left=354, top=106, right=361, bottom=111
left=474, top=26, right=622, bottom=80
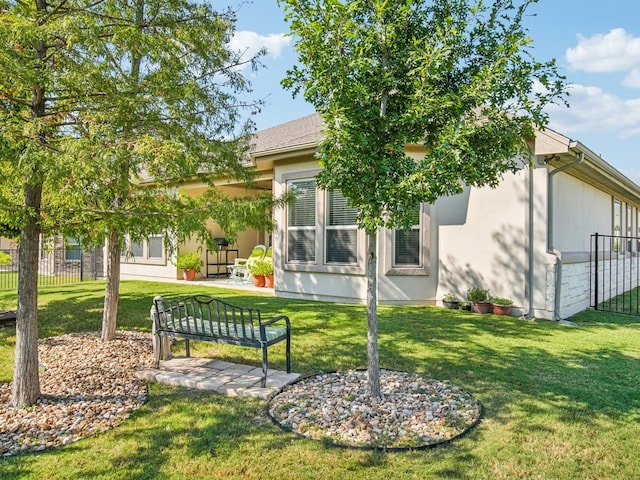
left=268, top=369, right=482, bottom=451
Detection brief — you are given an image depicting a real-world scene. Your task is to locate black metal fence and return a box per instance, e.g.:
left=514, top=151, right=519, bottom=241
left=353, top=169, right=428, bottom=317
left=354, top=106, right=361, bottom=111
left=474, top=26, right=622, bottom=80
left=590, top=233, right=640, bottom=315
left=0, top=247, right=102, bottom=291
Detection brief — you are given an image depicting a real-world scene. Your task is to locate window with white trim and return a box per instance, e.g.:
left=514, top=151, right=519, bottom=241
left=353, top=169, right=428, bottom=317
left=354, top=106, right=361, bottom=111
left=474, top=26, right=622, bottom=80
left=325, top=189, right=358, bottom=264
left=122, top=234, right=166, bottom=264
left=287, top=179, right=316, bottom=263
left=284, top=175, right=364, bottom=273
left=393, top=207, right=421, bottom=267
left=384, top=203, right=430, bottom=276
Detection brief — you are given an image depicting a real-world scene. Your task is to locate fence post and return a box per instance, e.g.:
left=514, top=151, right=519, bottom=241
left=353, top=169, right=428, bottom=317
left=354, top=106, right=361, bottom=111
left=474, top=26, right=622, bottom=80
left=594, top=233, right=599, bottom=310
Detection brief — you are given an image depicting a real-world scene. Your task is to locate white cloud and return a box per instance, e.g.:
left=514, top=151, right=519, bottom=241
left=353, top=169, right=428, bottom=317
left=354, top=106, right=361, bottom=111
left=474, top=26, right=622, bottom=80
left=230, top=31, right=290, bottom=62
left=566, top=28, right=640, bottom=75
left=545, top=84, right=640, bottom=138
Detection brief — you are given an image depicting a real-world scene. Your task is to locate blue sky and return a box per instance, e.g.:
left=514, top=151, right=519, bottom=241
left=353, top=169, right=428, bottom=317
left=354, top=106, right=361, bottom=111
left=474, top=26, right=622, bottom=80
left=226, top=0, right=640, bottom=185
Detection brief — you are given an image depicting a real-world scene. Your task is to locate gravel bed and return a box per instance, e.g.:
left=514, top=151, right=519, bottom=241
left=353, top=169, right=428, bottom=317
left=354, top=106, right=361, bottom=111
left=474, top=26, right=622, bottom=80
left=1, top=332, right=481, bottom=456
left=269, top=370, right=482, bottom=450
left=0, top=331, right=154, bottom=457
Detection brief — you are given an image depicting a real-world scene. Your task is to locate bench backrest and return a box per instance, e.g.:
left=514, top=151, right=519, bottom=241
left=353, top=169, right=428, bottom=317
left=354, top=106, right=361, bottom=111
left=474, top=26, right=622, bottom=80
left=153, top=295, right=264, bottom=341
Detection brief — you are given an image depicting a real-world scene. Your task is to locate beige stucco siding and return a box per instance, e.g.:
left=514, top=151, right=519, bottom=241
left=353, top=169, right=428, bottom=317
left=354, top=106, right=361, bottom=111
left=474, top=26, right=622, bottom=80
left=552, top=172, right=611, bottom=253
left=274, top=160, right=537, bottom=309
left=431, top=170, right=530, bottom=309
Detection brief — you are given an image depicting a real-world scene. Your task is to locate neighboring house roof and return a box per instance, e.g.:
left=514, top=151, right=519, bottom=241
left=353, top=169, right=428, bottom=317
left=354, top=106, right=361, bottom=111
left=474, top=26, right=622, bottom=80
left=251, top=113, right=323, bottom=158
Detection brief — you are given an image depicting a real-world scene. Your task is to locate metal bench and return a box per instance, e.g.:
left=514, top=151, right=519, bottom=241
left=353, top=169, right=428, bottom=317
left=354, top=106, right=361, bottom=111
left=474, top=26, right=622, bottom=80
left=151, top=295, right=291, bottom=387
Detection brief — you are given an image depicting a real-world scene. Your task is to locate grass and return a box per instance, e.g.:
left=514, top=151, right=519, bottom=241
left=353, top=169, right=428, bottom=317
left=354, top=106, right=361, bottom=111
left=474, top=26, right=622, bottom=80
left=1, top=280, right=639, bottom=479
left=597, top=285, right=640, bottom=315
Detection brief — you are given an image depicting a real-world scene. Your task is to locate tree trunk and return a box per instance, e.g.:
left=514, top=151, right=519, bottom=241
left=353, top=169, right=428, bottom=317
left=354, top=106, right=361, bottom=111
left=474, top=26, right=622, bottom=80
left=366, top=232, right=380, bottom=397
left=10, top=182, right=43, bottom=407
left=101, top=229, right=121, bottom=342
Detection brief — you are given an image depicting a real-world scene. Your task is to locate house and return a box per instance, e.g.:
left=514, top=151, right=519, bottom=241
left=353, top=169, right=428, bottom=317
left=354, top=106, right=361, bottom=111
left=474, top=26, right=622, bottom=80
left=119, top=113, right=640, bottom=320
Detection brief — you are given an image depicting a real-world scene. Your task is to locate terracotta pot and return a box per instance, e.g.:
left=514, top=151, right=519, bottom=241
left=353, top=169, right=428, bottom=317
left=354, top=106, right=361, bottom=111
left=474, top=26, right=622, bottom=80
left=252, top=275, right=266, bottom=287
left=492, top=304, right=512, bottom=315
left=264, top=274, right=274, bottom=288
left=472, top=302, right=492, bottom=314
left=182, top=269, right=197, bottom=281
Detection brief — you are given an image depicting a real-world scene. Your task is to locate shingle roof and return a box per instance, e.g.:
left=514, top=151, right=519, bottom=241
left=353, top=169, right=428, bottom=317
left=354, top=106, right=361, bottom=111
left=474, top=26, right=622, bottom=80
left=251, top=113, right=323, bottom=157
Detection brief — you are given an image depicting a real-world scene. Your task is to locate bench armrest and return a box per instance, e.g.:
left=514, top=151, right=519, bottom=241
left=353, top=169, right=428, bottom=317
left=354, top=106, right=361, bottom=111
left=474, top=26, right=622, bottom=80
left=260, top=314, right=291, bottom=331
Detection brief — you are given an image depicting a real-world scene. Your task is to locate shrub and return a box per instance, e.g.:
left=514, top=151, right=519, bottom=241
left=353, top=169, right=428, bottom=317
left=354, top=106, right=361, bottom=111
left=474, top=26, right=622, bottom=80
left=249, top=260, right=273, bottom=276
left=443, top=293, right=459, bottom=302
left=467, top=287, right=490, bottom=303
left=175, top=253, right=203, bottom=272
left=491, top=297, right=513, bottom=306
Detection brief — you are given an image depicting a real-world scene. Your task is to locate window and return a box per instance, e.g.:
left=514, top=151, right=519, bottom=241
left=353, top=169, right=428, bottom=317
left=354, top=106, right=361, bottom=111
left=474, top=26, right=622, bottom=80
left=148, top=236, right=163, bottom=259
left=130, top=240, right=144, bottom=257
left=284, top=173, right=365, bottom=273
left=637, top=210, right=640, bottom=251
left=287, top=179, right=316, bottom=262
left=325, top=190, right=358, bottom=264
left=627, top=206, right=633, bottom=252
left=612, top=200, right=622, bottom=252
left=384, top=204, right=430, bottom=275
left=394, top=207, right=421, bottom=266
left=64, top=237, right=82, bottom=261
left=613, top=200, right=622, bottom=236
left=123, top=234, right=166, bottom=264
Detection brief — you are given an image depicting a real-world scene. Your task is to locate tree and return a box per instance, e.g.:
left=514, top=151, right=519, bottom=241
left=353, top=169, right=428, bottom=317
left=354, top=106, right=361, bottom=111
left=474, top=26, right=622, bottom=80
left=0, top=0, right=275, bottom=406
left=52, top=0, right=272, bottom=343
left=280, top=0, right=565, bottom=396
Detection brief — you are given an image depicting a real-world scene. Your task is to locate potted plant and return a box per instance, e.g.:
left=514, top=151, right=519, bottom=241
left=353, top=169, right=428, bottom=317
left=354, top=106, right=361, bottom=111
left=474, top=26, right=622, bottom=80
left=491, top=297, right=513, bottom=315
left=175, top=253, right=203, bottom=281
left=442, top=293, right=460, bottom=310
left=249, top=260, right=273, bottom=287
left=467, top=287, right=491, bottom=314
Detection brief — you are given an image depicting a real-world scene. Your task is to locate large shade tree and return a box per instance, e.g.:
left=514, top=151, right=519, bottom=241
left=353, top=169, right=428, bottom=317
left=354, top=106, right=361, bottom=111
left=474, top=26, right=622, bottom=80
left=280, top=0, right=566, bottom=396
left=0, top=0, right=275, bottom=407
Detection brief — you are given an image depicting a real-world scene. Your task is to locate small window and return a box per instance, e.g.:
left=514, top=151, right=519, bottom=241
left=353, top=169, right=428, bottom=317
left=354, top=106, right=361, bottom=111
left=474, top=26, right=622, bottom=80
left=612, top=200, right=622, bottom=252
left=384, top=203, right=429, bottom=276
left=394, top=208, right=421, bottom=266
left=627, top=206, right=633, bottom=252
left=65, top=237, right=82, bottom=261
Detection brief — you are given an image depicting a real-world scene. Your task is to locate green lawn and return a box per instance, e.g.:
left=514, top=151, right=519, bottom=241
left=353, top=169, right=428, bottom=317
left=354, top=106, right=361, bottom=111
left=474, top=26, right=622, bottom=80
left=1, top=281, right=639, bottom=479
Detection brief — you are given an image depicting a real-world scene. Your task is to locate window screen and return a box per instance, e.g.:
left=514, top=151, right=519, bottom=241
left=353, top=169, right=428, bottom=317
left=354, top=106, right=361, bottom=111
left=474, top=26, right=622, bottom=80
left=326, top=190, right=358, bottom=264
left=288, top=180, right=316, bottom=262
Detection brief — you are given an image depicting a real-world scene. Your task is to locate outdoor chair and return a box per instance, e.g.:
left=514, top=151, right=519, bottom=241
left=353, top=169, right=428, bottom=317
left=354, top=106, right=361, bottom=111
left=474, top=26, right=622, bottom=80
left=228, top=244, right=266, bottom=284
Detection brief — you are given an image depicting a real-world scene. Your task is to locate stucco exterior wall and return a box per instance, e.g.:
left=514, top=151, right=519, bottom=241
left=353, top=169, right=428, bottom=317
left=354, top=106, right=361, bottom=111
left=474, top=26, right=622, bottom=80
left=552, top=173, right=612, bottom=252
left=273, top=161, right=539, bottom=309
left=432, top=170, right=530, bottom=310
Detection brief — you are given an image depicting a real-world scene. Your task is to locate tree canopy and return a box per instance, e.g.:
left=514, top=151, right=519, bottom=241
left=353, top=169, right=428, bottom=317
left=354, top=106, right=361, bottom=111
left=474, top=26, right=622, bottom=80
left=0, top=0, right=276, bottom=406
left=280, top=0, right=566, bottom=395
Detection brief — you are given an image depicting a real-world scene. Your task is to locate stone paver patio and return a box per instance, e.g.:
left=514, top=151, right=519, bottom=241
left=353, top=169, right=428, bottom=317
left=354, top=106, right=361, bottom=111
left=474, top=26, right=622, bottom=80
left=136, top=357, right=300, bottom=399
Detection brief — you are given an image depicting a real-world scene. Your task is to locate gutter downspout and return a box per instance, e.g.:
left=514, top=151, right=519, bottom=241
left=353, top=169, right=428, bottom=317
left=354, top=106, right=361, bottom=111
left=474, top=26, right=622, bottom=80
left=547, top=151, right=584, bottom=320
left=524, top=158, right=535, bottom=321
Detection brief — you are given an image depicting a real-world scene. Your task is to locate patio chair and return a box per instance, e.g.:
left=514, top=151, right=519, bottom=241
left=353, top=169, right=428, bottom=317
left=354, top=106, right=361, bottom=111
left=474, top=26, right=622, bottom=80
left=228, top=244, right=266, bottom=284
